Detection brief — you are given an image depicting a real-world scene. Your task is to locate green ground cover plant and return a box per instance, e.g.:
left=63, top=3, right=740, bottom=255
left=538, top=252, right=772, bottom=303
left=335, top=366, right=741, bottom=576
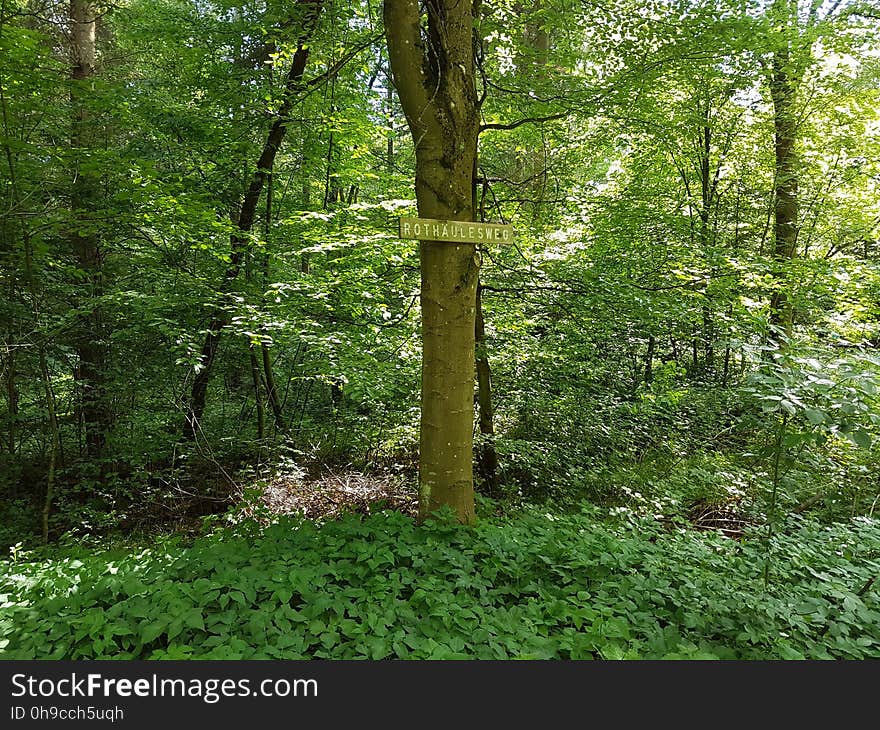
left=3, top=508, right=878, bottom=660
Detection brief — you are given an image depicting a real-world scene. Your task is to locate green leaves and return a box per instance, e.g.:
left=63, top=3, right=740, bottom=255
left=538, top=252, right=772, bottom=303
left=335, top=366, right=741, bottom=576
left=745, top=348, right=879, bottom=453
left=804, top=408, right=826, bottom=425
left=2, top=510, right=879, bottom=660
left=847, top=429, right=872, bottom=449
left=140, top=622, right=165, bottom=645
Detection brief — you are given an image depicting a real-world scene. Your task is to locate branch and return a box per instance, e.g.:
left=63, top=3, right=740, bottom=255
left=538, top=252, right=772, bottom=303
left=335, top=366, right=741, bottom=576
left=479, top=111, right=567, bottom=133
left=303, top=32, right=384, bottom=91
left=846, top=1, right=880, bottom=18
left=383, top=0, right=429, bottom=127
left=819, top=0, right=847, bottom=21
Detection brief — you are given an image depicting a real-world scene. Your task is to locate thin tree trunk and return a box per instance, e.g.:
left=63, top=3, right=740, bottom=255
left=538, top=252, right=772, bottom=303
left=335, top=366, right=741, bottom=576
left=300, top=170, right=312, bottom=274
left=724, top=188, right=741, bottom=387
left=183, top=0, right=323, bottom=439
left=702, top=304, right=714, bottom=377
left=722, top=302, right=733, bottom=386
left=386, top=66, right=394, bottom=173
left=697, top=109, right=715, bottom=378
left=261, top=344, right=286, bottom=432
left=249, top=344, right=265, bottom=440
left=517, top=0, right=549, bottom=216
left=0, top=33, right=22, bottom=457
left=475, top=283, right=499, bottom=496
left=722, top=341, right=731, bottom=386
left=260, top=170, right=286, bottom=433
left=322, top=74, right=338, bottom=210
left=3, top=344, right=16, bottom=453
left=70, top=0, right=109, bottom=460
left=644, top=334, right=655, bottom=384
left=39, top=347, right=60, bottom=544
left=768, top=42, right=798, bottom=343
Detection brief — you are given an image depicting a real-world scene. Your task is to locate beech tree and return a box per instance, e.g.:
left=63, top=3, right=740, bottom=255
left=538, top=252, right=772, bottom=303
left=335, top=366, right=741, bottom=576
left=384, top=0, right=481, bottom=523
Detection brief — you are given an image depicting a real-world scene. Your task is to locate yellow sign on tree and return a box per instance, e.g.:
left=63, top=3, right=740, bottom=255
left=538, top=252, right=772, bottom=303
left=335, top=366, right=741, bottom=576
left=398, top=217, right=514, bottom=244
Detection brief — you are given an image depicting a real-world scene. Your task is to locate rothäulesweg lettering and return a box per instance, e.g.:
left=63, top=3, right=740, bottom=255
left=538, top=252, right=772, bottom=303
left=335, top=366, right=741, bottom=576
left=398, top=217, right=514, bottom=244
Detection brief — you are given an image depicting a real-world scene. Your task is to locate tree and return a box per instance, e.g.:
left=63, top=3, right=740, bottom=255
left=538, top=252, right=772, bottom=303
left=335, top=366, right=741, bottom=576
left=69, top=0, right=110, bottom=460
left=182, top=0, right=324, bottom=440
left=766, top=0, right=803, bottom=341
left=385, top=0, right=481, bottom=523
left=761, top=0, right=867, bottom=342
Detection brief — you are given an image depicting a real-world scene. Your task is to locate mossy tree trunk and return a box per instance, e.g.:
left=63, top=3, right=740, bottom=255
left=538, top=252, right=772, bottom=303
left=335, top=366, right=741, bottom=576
left=768, top=45, right=798, bottom=342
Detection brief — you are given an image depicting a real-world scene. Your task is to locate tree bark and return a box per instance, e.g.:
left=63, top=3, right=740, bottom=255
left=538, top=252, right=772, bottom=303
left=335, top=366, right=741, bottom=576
left=768, top=41, right=798, bottom=342
left=249, top=344, right=265, bottom=440
left=698, top=116, right=714, bottom=376
left=70, top=0, right=109, bottom=460
left=39, top=346, right=60, bottom=544
left=385, top=0, right=481, bottom=523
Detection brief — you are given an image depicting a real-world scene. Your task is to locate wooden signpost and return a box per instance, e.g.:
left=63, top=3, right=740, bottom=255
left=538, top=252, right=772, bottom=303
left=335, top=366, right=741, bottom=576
left=398, top=216, right=514, bottom=244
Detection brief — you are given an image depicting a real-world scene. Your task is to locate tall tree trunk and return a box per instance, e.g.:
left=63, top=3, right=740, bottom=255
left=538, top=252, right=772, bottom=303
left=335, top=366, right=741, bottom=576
left=768, top=44, right=798, bottom=342
left=474, top=181, right=499, bottom=496
left=722, top=336, right=731, bottom=387
left=1, top=39, right=21, bottom=458
left=260, top=171, right=287, bottom=433
left=300, top=154, right=312, bottom=273
left=525, top=2, right=549, bottom=215
left=386, top=0, right=481, bottom=524
left=261, top=343, right=286, bottom=432
left=70, top=0, right=109, bottom=459
left=698, top=116, right=714, bottom=377
left=322, top=74, right=338, bottom=210
left=183, top=0, right=322, bottom=440
left=702, top=304, right=714, bottom=377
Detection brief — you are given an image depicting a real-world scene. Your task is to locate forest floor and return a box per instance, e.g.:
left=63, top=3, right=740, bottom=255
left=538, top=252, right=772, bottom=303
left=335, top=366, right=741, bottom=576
left=2, top=478, right=879, bottom=660
left=254, top=469, right=418, bottom=521
left=1, top=448, right=878, bottom=660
